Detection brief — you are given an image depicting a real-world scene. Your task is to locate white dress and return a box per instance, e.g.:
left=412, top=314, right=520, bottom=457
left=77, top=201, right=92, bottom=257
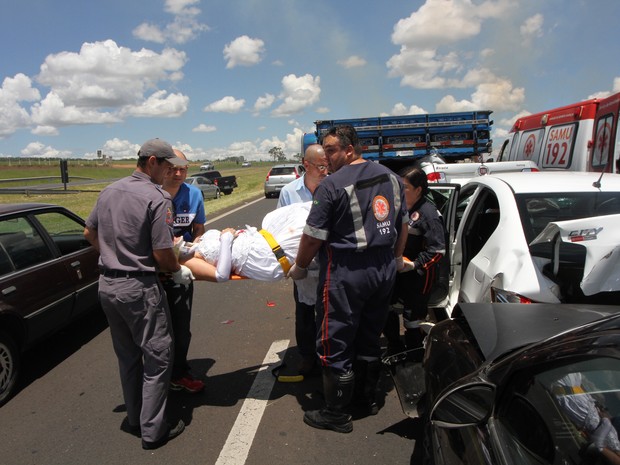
left=196, top=202, right=312, bottom=281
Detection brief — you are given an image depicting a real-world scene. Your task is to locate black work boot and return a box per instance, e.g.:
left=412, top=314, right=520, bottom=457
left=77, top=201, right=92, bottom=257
left=303, top=368, right=354, bottom=433
left=352, top=360, right=381, bottom=416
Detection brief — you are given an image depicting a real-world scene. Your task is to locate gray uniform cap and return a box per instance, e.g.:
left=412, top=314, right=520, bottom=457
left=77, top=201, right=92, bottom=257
left=138, top=139, right=188, bottom=166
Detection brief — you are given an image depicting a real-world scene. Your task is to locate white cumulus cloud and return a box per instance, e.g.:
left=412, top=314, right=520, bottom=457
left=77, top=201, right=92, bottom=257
left=134, top=0, right=208, bottom=44
left=338, top=56, right=367, bottom=69
left=223, top=36, right=265, bottom=69
left=120, top=90, right=189, bottom=117
left=387, top=0, right=514, bottom=89
left=21, top=141, right=72, bottom=158
left=0, top=73, right=40, bottom=138
left=520, top=14, right=544, bottom=39
left=193, top=124, right=217, bottom=133
left=272, top=74, right=321, bottom=117
left=203, top=96, right=245, bottom=113
left=254, top=93, right=276, bottom=112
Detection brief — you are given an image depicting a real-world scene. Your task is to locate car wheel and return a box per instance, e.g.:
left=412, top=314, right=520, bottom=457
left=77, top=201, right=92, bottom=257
left=215, top=190, right=221, bottom=199
left=0, top=330, right=19, bottom=407
left=224, top=190, right=232, bottom=195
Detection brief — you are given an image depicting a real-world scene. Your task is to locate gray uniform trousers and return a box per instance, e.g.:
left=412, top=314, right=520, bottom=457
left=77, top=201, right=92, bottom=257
left=99, top=274, right=174, bottom=442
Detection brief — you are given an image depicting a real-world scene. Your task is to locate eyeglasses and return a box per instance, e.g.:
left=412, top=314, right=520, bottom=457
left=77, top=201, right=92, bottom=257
left=308, top=162, right=328, bottom=172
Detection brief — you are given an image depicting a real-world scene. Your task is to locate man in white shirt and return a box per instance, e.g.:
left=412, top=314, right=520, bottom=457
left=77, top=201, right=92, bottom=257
left=277, top=144, right=328, bottom=375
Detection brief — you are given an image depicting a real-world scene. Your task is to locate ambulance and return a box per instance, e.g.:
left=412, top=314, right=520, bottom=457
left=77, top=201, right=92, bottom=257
left=497, top=91, right=620, bottom=173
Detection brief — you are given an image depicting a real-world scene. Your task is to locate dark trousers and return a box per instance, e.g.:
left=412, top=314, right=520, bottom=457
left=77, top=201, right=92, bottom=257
left=315, top=248, right=395, bottom=374
left=294, top=282, right=318, bottom=360
left=163, top=281, right=194, bottom=379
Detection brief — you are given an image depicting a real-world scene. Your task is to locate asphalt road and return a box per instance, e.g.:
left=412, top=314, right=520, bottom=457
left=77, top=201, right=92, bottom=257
left=0, top=197, right=421, bottom=465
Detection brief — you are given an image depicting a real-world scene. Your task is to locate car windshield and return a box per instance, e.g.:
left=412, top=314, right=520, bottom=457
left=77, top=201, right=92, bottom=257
left=515, top=192, right=620, bottom=243
left=270, top=167, right=296, bottom=176
left=497, top=357, right=620, bottom=465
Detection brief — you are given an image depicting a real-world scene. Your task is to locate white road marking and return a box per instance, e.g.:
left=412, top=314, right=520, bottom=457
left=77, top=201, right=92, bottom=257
left=215, top=339, right=290, bottom=465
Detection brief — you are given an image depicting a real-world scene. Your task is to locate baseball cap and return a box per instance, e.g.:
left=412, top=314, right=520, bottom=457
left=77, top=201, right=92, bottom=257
left=138, top=139, right=188, bottom=166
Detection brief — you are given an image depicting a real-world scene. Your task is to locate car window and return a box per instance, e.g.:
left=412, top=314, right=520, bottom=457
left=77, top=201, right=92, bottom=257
left=0, top=246, right=12, bottom=276
left=453, top=185, right=477, bottom=234
left=515, top=192, right=620, bottom=243
left=270, top=167, right=296, bottom=176
left=460, top=188, right=500, bottom=263
left=0, top=216, right=53, bottom=272
left=34, top=211, right=90, bottom=256
left=498, top=357, right=620, bottom=465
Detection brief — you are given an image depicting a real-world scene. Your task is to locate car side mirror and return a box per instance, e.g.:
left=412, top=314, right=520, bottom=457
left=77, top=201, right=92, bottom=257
left=430, top=382, right=495, bottom=428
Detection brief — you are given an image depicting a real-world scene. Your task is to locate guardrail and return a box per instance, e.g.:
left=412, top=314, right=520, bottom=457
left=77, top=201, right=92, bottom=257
left=0, top=176, right=93, bottom=184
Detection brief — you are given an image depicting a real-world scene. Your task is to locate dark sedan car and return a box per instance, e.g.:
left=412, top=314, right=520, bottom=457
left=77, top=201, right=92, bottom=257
left=386, top=303, right=620, bottom=465
left=0, top=203, right=100, bottom=406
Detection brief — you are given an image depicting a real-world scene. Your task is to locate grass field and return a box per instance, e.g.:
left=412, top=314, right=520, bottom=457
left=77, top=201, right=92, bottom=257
left=0, top=160, right=278, bottom=219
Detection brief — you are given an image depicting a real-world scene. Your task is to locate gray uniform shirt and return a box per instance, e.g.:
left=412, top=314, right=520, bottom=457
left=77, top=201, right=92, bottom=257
left=86, top=170, right=174, bottom=272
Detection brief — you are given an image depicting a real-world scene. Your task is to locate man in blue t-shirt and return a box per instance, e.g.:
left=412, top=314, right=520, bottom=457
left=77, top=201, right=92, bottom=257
left=162, top=149, right=207, bottom=393
left=290, top=126, right=409, bottom=433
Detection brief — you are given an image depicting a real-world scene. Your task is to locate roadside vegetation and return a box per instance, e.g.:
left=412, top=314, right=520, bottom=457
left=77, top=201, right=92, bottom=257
left=0, top=159, right=279, bottom=219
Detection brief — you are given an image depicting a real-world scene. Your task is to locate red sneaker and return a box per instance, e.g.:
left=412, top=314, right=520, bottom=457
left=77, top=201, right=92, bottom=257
left=170, top=376, right=205, bottom=393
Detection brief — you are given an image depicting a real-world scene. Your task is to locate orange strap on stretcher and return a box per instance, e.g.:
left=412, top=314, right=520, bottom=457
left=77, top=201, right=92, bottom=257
left=259, top=229, right=292, bottom=274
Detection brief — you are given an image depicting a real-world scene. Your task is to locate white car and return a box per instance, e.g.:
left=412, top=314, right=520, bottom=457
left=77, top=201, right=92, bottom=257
left=421, top=159, right=539, bottom=185
left=428, top=171, right=620, bottom=318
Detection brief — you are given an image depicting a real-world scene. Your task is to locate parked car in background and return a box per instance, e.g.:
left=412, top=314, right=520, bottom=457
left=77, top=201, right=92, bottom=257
left=188, top=170, right=237, bottom=195
left=264, top=163, right=305, bottom=198
left=200, top=162, right=215, bottom=171
left=185, top=176, right=220, bottom=200
left=241, top=161, right=252, bottom=167
left=0, top=203, right=100, bottom=406
left=385, top=302, right=620, bottom=465
left=427, top=171, right=620, bottom=318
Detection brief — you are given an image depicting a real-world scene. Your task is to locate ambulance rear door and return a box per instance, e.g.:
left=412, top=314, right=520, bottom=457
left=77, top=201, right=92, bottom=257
left=590, top=91, right=620, bottom=173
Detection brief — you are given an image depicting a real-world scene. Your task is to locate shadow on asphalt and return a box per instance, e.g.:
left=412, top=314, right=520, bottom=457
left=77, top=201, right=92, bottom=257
left=15, top=308, right=109, bottom=400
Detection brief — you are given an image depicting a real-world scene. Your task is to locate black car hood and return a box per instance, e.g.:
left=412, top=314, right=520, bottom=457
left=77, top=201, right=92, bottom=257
left=457, top=303, right=620, bottom=362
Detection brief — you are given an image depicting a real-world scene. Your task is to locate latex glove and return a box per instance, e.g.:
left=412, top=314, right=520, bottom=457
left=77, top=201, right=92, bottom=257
left=287, top=263, right=308, bottom=280
left=178, top=241, right=199, bottom=261
left=172, top=265, right=194, bottom=285
left=399, top=257, right=415, bottom=273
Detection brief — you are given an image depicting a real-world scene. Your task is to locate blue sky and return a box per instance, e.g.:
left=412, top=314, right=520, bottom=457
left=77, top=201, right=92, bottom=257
left=1, top=0, right=619, bottom=162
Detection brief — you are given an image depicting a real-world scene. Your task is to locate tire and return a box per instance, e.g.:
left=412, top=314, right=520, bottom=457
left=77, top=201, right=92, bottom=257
left=224, top=190, right=232, bottom=195
left=0, top=330, right=20, bottom=407
left=215, top=190, right=221, bottom=199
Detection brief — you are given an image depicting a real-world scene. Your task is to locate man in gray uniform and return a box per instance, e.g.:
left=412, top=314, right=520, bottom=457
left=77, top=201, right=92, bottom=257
left=84, top=138, right=194, bottom=450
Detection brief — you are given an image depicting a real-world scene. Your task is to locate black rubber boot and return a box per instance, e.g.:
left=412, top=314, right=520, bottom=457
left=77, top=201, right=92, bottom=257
left=352, top=360, right=382, bottom=416
left=303, top=368, right=354, bottom=433
left=364, top=360, right=382, bottom=416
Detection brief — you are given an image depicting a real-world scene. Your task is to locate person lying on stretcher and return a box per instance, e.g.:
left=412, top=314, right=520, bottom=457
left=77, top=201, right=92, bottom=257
left=177, top=201, right=312, bottom=282
left=176, top=200, right=415, bottom=283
